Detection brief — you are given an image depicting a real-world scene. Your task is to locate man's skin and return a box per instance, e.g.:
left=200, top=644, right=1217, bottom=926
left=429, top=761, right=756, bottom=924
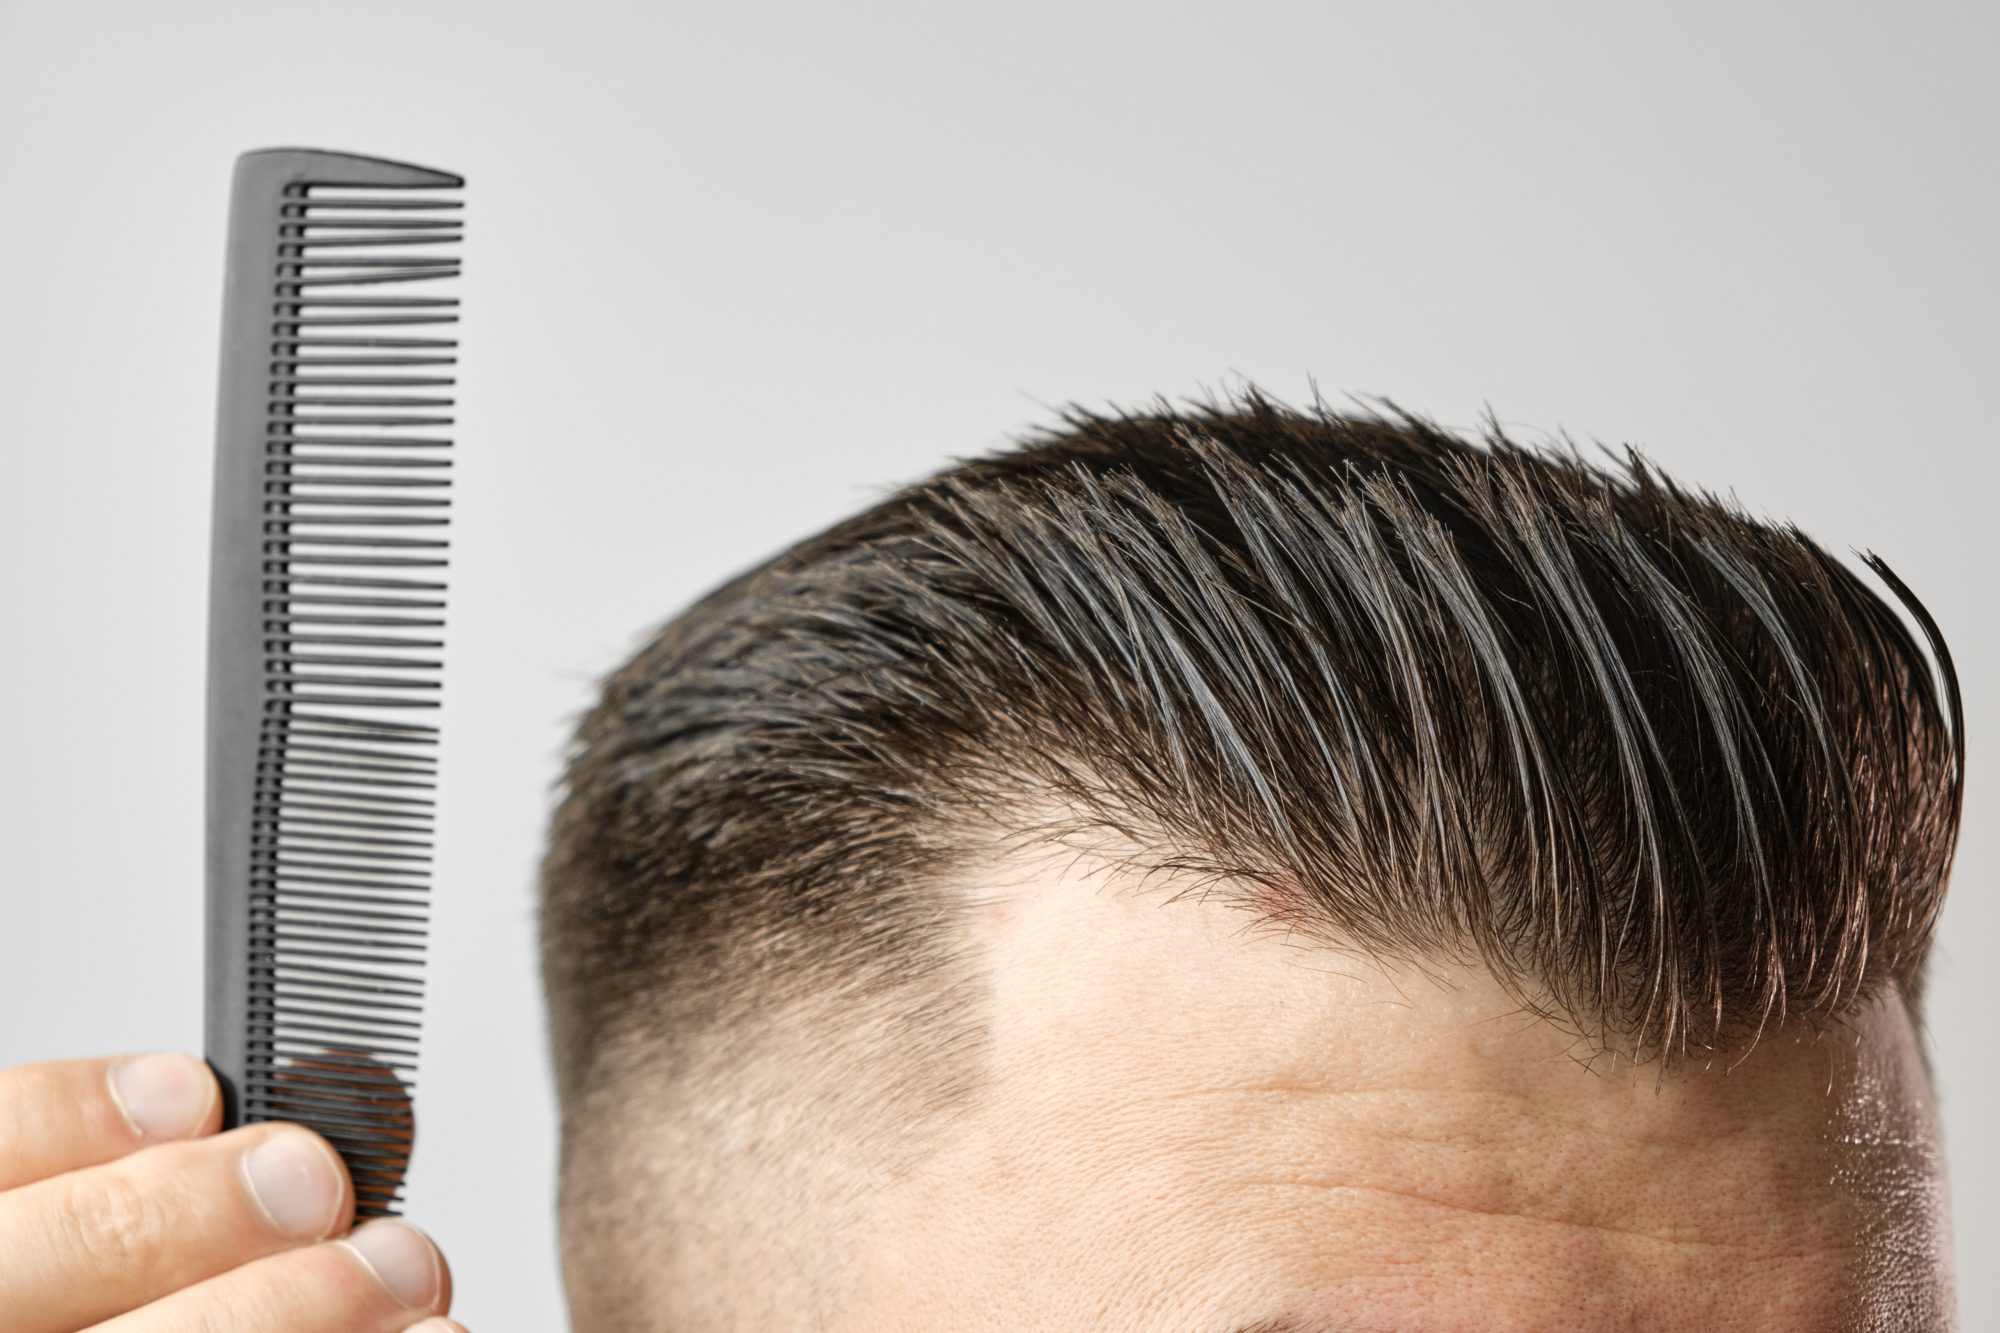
left=7, top=854, right=1951, bottom=1331
left=0, top=1050, right=467, bottom=1331
left=599, top=835, right=1956, bottom=1331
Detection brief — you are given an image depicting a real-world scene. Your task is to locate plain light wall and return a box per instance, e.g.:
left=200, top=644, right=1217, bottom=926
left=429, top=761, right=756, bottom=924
left=2, top=1, right=1993, bottom=1328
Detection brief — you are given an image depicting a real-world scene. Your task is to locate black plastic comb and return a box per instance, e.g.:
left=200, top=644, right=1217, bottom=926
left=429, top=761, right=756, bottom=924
left=205, top=148, right=464, bottom=1219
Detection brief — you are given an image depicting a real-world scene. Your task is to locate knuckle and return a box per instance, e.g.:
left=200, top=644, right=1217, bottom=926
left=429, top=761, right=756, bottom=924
left=61, top=1163, right=175, bottom=1281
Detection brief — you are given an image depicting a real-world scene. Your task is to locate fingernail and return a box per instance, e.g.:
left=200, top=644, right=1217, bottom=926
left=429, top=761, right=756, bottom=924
left=108, top=1053, right=212, bottom=1141
left=342, top=1218, right=442, bottom=1310
left=241, top=1131, right=344, bottom=1240
left=407, top=1322, right=461, bottom=1333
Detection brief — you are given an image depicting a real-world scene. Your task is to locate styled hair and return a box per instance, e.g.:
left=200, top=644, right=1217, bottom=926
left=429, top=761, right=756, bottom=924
left=538, top=387, right=1963, bottom=1141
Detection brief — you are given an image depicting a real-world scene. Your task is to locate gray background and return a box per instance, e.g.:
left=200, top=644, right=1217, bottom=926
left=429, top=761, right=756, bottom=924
left=2, top=2, right=1992, bottom=1328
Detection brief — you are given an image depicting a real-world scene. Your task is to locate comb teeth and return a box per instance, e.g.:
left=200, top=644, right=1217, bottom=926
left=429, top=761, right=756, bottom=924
left=209, top=151, right=462, bottom=1221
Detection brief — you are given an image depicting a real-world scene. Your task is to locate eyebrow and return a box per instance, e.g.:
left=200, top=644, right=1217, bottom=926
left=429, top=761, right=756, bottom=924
left=1226, top=1318, right=1380, bottom=1333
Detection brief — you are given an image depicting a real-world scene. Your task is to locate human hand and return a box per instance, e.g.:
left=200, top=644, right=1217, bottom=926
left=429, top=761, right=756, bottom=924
left=0, top=1051, right=468, bottom=1332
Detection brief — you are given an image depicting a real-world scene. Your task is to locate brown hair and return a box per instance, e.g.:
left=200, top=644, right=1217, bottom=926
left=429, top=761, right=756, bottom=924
left=538, top=386, right=1962, bottom=1142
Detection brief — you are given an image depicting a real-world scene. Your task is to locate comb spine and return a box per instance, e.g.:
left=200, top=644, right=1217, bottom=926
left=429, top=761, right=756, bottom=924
left=206, top=152, right=282, bottom=1132
left=206, top=148, right=463, bottom=1134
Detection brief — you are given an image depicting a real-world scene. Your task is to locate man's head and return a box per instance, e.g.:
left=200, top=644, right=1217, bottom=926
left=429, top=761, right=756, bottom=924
left=538, top=390, right=1963, bottom=1330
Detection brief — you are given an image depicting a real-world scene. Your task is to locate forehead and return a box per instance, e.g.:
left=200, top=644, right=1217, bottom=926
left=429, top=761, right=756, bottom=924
left=842, top=851, right=1953, bottom=1331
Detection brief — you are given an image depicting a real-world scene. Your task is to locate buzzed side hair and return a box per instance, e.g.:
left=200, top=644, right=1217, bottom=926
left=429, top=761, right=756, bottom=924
left=537, top=387, right=1962, bottom=1197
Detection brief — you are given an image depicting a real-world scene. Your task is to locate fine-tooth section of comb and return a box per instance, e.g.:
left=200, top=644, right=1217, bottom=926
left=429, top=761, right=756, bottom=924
left=206, top=148, right=463, bottom=1219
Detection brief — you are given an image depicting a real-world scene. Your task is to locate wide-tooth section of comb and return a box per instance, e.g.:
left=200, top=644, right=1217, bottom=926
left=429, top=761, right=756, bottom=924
left=207, top=149, right=462, bottom=1219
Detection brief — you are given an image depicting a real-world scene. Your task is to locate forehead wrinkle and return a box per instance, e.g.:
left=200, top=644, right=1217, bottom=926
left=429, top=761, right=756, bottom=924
left=1229, top=1316, right=1433, bottom=1333
left=1225, top=1173, right=1837, bottom=1263
left=1141, top=1071, right=1827, bottom=1157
